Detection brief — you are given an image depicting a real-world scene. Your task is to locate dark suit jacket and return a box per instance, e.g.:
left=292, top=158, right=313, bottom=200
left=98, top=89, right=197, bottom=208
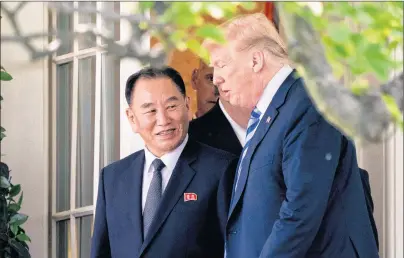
left=226, top=71, right=379, bottom=258
left=91, top=139, right=238, bottom=258
left=189, top=102, right=242, bottom=156
left=190, top=98, right=379, bottom=252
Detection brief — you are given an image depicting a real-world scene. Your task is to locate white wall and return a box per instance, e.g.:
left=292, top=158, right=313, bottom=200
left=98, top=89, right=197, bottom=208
left=1, top=2, right=49, bottom=258
left=119, top=2, right=147, bottom=158
left=357, top=44, right=404, bottom=258
left=358, top=128, right=403, bottom=258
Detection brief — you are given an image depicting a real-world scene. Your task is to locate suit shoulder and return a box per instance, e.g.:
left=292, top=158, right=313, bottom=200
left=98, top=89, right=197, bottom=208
left=189, top=109, right=216, bottom=129
left=196, top=141, right=238, bottom=162
left=101, top=149, right=144, bottom=174
left=282, top=80, right=347, bottom=140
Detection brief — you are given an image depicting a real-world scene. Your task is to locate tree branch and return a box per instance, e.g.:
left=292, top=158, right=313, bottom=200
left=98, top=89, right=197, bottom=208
left=277, top=3, right=403, bottom=143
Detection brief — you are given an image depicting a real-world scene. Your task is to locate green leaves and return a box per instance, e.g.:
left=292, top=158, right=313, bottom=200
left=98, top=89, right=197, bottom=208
left=16, top=234, right=31, bottom=243
left=1, top=176, right=10, bottom=188
left=0, top=66, right=30, bottom=257
left=18, top=192, right=24, bottom=207
left=0, top=71, right=12, bottom=81
left=305, top=2, right=403, bottom=84
left=9, top=185, right=21, bottom=198
left=9, top=214, right=28, bottom=227
left=327, top=24, right=351, bottom=44
left=195, top=25, right=226, bottom=44
left=153, top=1, right=255, bottom=63
left=186, top=39, right=210, bottom=64
left=364, top=44, right=395, bottom=81
left=138, top=1, right=154, bottom=12
left=8, top=203, right=21, bottom=213
left=351, top=78, right=369, bottom=96
left=382, top=94, right=404, bottom=129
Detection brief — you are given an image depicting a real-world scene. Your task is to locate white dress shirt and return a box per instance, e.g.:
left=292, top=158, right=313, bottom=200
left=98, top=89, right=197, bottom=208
left=255, top=65, right=293, bottom=122
left=219, top=100, right=247, bottom=147
left=142, top=134, right=189, bottom=212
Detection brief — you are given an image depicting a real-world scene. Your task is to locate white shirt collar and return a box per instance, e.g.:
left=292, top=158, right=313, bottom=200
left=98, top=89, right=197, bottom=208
left=144, top=134, right=189, bottom=173
left=218, top=100, right=247, bottom=147
left=256, top=65, right=293, bottom=114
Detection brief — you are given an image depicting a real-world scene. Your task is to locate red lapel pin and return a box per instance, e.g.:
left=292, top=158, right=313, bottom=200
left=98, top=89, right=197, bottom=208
left=184, top=193, right=198, bottom=202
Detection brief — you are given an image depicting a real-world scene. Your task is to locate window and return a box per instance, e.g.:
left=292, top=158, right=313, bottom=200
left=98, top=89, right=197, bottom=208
left=51, top=2, right=120, bottom=257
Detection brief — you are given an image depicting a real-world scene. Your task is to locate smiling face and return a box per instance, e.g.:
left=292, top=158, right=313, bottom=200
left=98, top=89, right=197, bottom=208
left=126, top=77, right=189, bottom=157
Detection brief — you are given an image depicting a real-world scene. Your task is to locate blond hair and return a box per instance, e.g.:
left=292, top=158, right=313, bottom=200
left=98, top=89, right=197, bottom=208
left=205, top=13, right=288, bottom=64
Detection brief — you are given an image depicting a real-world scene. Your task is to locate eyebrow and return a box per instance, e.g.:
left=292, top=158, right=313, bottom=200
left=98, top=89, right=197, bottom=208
left=139, top=96, right=180, bottom=109
left=140, top=102, right=154, bottom=109
left=166, top=96, right=180, bottom=103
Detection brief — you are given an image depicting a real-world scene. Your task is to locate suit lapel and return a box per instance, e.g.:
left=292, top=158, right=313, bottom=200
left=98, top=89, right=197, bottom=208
left=114, top=152, right=144, bottom=253
left=228, top=107, right=279, bottom=218
left=138, top=140, right=198, bottom=256
left=228, top=70, right=300, bottom=220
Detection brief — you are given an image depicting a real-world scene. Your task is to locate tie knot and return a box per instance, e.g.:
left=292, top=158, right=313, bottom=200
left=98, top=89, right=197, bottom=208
left=152, top=159, right=165, bottom=173
left=250, top=107, right=261, bottom=119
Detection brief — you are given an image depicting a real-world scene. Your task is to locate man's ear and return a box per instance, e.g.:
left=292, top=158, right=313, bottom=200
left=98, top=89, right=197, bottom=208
left=126, top=107, right=139, bottom=133
left=251, top=51, right=264, bottom=73
left=185, top=96, right=190, bottom=110
left=191, top=69, right=199, bottom=90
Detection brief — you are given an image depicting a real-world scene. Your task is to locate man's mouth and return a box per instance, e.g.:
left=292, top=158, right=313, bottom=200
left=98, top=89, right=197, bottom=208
left=157, top=128, right=176, bottom=136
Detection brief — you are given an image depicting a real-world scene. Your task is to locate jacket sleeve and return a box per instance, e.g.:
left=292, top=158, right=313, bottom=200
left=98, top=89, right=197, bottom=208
left=217, top=157, right=239, bottom=236
left=259, top=110, right=342, bottom=258
left=91, top=169, right=112, bottom=258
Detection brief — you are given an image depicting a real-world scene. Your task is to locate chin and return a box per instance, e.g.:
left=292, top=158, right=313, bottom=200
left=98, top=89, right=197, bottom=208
left=160, top=137, right=183, bottom=151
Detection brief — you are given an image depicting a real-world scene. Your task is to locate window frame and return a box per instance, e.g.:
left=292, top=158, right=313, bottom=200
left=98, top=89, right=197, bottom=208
left=49, top=2, right=120, bottom=257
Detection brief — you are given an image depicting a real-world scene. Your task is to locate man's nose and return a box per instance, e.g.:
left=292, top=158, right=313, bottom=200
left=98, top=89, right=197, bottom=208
left=156, top=110, right=170, bottom=126
left=213, top=76, right=224, bottom=86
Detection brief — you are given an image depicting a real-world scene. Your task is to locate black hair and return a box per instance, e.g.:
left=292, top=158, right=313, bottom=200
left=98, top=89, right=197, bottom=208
left=125, top=66, right=186, bottom=105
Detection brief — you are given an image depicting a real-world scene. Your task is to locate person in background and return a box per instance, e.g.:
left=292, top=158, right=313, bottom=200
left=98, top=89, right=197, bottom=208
left=190, top=59, right=219, bottom=118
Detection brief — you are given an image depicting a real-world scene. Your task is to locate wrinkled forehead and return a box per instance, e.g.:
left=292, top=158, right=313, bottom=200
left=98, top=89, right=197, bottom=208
left=208, top=45, right=232, bottom=66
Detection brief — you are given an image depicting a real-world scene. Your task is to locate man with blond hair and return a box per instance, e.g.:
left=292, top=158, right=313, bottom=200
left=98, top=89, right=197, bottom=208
left=205, top=13, right=379, bottom=258
left=189, top=58, right=252, bottom=156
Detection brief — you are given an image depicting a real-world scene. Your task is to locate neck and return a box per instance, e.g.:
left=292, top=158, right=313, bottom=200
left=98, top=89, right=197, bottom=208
left=251, top=64, right=284, bottom=106
left=195, top=98, right=205, bottom=118
left=220, top=99, right=251, bottom=129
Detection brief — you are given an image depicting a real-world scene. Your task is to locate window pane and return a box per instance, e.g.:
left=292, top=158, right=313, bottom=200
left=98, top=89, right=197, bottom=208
left=78, top=2, right=97, bottom=50
left=101, top=2, right=120, bottom=45
left=56, top=220, right=71, bottom=258
left=99, top=54, right=120, bottom=169
left=76, top=215, right=94, bottom=258
left=76, top=56, right=95, bottom=208
left=56, top=2, right=73, bottom=55
left=56, top=63, right=72, bottom=212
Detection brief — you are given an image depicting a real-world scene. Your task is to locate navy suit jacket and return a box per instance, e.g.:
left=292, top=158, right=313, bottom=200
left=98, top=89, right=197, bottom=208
left=190, top=100, right=379, bottom=252
left=226, top=71, right=379, bottom=258
left=91, top=139, right=238, bottom=258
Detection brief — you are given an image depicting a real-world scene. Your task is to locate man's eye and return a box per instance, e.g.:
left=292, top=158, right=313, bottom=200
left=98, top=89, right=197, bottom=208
left=145, top=109, right=156, bottom=114
left=207, top=75, right=213, bottom=82
left=167, top=105, right=177, bottom=110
